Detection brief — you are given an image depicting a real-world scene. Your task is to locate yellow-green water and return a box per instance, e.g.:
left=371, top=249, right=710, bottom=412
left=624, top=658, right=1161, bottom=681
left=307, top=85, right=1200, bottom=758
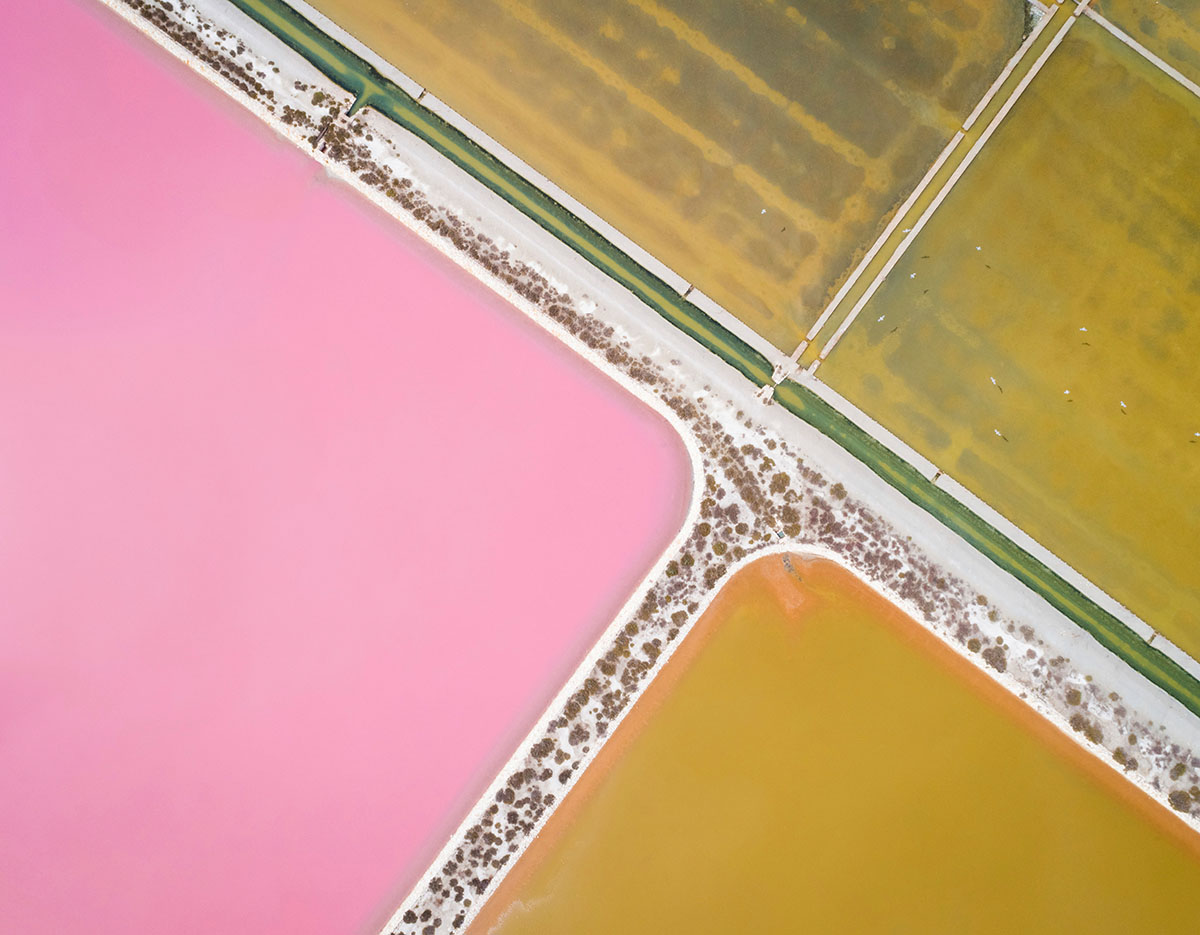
left=821, top=18, right=1200, bottom=657
left=1094, top=0, right=1200, bottom=87
left=471, top=557, right=1200, bottom=934
left=307, top=0, right=1024, bottom=351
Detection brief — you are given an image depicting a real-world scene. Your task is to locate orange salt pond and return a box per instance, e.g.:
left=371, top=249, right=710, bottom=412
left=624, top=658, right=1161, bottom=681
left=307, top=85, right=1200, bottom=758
left=472, top=557, right=1200, bottom=934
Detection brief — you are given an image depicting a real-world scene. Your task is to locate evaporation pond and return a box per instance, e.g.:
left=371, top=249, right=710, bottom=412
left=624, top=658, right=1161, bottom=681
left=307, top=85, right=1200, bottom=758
left=473, top=557, right=1200, bottom=934
left=307, top=0, right=1025, bottom=351
left=0, top=4, right=688, bottom=934
left=819, top=18, right=1200, bottom=655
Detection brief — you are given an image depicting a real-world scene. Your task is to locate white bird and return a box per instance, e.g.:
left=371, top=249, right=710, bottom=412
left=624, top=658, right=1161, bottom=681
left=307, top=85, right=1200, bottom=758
left=1080, top=326, right=1088, bottom=332
left=877, top=315, right=886, bottom=322
left=976, top=246, right=982, bottom=251
left=990, top=377, right=998, bottom=386
left=909, top=272, right=916, bottom=279
left=1063, top=389, right=1070, bottom=395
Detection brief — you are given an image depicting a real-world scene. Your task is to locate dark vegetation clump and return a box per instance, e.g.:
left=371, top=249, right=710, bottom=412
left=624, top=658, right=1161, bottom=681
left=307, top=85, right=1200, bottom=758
left=981, top=645, right=1006, bottom=673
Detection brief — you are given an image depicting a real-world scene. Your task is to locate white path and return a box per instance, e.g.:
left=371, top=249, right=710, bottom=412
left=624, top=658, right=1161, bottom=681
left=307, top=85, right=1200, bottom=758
left=811, top=8, right=1079, bottom=367
left=1085, top=6, right=1200, bottom=99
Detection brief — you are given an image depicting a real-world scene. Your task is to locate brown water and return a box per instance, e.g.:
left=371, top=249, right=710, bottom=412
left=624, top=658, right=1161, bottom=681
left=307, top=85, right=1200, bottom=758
left=308, top=0, right=1024, bottom=351
left=471, top=557, right=1200, bottom=934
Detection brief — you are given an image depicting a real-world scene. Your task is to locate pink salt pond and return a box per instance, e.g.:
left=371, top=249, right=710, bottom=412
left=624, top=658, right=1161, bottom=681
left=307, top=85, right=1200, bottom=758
left=0, top=4, right=688, bottom=933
